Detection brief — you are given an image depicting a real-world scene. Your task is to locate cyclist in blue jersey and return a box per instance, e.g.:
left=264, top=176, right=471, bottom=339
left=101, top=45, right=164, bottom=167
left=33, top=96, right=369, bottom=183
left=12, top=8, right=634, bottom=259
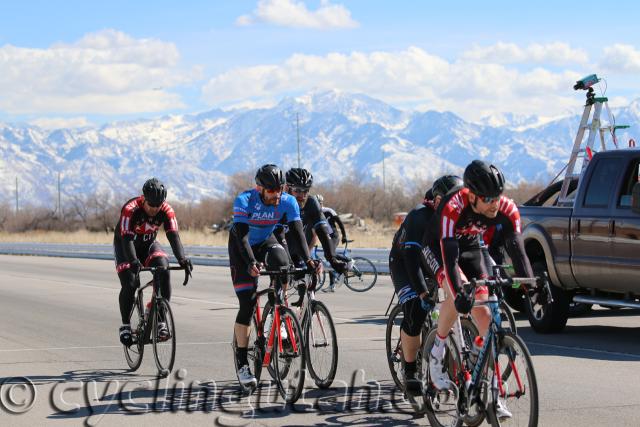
left=229, top=164, right=320, bottom=388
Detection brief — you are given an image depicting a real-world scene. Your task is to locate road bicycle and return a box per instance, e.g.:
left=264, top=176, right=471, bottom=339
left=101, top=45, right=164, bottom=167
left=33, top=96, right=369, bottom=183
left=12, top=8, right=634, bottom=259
left=232, top=265, right=307, bottom=403
left=422, top=268, right=548, bottom=427
left=313, top=239, right=378, bottom=292
left=123, top=265, right=191, bottom=377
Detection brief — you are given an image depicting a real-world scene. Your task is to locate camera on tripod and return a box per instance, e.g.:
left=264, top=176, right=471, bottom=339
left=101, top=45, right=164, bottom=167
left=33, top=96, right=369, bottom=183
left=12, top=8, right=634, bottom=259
left=573, top=74, right=599, bottom=90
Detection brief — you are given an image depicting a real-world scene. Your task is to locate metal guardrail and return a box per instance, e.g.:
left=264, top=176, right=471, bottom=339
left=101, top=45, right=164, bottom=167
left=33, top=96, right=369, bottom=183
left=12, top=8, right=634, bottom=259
left=0, top=242, right=390, bottom=273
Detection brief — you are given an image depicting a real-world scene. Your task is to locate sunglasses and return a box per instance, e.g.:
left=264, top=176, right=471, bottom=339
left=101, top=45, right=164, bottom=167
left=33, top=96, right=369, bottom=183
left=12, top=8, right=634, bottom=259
left=145, top=200, right=162, bottom=208
left=263, top=186, right=283, bottom=194
left=291, top=187, right=309, bottom=194
left=478, top=195, right=500, bottom=203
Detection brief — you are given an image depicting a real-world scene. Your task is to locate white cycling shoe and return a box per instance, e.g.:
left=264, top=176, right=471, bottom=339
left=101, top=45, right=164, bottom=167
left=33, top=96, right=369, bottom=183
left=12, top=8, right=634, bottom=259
left=429, top=353, right=450, bottom=390
left=237, top=364, right=257, bottom=389
left=496, top=398, right=513, bottom=419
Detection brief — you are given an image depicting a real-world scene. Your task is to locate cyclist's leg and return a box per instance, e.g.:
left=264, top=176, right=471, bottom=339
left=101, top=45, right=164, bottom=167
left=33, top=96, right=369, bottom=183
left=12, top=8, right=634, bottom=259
left=229, top=234, right=259, bottom=373
left=460, top=248, right=490, bottom=336
left=115, top=241, right=140, bottom=344
left=145, top=242, right=170, bottom=300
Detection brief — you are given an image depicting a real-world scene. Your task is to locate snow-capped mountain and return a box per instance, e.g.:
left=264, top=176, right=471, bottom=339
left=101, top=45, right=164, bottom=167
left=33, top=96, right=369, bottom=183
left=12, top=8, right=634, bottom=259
left=1, top=89, right=637, bottom=206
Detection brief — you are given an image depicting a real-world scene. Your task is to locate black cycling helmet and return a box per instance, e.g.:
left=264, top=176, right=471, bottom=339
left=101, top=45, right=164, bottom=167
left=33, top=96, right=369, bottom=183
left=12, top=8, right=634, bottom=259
left=285, top=168, right=314, bottom=189
left=432, top=175, right=463, bottom=199
left=142, top=178, right=167, bottom=207
left=255, top=164, right=284, bottom=190
left=463, top=160, right=505, bottom=197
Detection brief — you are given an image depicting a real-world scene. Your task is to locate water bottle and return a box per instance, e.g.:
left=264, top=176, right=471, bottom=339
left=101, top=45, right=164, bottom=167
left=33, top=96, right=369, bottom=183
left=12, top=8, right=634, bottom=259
left=430, top=306, right=440, bottom=324
left=264, top=312, right=274, bottom=337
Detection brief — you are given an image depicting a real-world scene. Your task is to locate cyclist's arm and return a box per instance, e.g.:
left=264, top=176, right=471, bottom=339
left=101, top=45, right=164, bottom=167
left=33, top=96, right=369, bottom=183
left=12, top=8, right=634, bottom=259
left=118, top=203, right=138, bottom=262
left=333, top=215, right=347, bottom=241
left=308, top=198, right=337, bottom=260
left=162, top=205, right=186, bottom=261
left=232, top=223, right=257, bottom=265
left=441, top=237, right=463, bottom=297
left=496, top=199, right=533, bottom=278
left=289, top=220, right=311, bottom=262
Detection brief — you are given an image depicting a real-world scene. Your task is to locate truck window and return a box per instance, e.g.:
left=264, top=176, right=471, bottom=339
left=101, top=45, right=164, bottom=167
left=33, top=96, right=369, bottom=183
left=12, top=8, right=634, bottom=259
left=618, top=159, right=640, bottom=208
left=583, top=157, right=624, bottom=208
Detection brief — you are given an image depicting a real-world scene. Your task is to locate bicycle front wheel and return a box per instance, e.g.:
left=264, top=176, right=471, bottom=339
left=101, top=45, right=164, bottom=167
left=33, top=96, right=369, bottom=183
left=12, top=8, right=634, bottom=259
left=344, top=257, right=377, bottom=292
left=500, top=301, right=517, bottom=334
left=124, top=295, right=145, bottom=371
left=152, top=298, right=176, bottom=377
left=305, top=300, right=338, bottom=389
left=486, top=332, right=539, bottom=427
left=385, top=304, right=404, bottom=390
left=273, top=306, right=306, bottom=403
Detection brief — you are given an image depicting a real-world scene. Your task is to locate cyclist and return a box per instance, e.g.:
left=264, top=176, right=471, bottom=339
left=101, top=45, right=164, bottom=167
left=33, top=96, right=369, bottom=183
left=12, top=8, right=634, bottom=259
left=316, top=194, right=350, bottom=290
left=230, top=164, right=320, bottom=389
left=115, top=178, right=193, bottom=346
left=429, top=160, right=534, bottom=419
left=389, top=175, right=463, bottom=400
left=281, top=169, right=346, bottom=289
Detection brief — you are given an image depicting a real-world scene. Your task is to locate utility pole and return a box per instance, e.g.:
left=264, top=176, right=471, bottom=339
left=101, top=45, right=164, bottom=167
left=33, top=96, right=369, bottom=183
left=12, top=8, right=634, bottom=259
left=15, top=176, right=18, bottom=214
left=57, top=172, right=61, bottom=216
left=296, top=113, right=301, bottom=168
left=382, top=150, right=386, bottom=193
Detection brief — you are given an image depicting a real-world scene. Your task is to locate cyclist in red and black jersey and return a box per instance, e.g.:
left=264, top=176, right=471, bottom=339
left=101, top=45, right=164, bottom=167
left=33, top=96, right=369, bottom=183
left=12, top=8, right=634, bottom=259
left=429, top=161, right=533, bottom=402
left=114, top=178, right=192, bottom=346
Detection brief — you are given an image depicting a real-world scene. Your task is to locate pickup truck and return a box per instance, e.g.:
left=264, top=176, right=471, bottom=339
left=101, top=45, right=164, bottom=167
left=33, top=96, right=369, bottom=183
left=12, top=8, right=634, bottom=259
left=517, top=149, right=640, bottom=332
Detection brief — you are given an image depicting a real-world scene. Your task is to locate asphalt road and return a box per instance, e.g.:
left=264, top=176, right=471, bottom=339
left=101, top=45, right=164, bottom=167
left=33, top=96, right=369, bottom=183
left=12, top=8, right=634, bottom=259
left=1, top=255, right=639, bottom=426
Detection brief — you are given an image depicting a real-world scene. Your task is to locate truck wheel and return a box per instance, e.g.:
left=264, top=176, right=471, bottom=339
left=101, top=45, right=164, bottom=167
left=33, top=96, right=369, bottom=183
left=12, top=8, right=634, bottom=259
left=525, top=261, right=569, bottom=333
left=503, top=285, right=525, bottom=313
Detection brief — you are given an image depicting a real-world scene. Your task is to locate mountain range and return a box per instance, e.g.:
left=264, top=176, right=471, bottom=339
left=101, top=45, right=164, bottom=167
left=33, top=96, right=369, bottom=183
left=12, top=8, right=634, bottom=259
left=2, top=89, right=639, bottom=206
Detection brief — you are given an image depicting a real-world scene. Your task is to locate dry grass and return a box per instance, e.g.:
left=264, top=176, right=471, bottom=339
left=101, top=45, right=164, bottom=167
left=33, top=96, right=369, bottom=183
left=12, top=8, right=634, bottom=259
left=0, top=222, right=398, bottom=248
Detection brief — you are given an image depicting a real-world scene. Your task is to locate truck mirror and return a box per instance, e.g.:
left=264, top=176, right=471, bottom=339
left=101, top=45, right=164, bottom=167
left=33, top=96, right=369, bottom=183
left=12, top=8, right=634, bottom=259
left=632, top=182, right=640, bottom=214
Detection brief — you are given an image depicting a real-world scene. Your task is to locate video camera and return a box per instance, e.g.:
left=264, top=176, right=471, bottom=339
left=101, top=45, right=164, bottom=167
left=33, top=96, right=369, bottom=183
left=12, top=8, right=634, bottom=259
left=573, top=74, right=600, bottom=90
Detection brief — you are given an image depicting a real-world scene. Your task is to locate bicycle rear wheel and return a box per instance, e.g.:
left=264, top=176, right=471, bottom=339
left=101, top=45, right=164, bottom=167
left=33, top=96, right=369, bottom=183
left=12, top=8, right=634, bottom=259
left=273, top=306, right=306, bottom=403
left=385, top=304, right=404, bottom=389
left=124, top=295, right=145, bottom=371
left=152, top=298, right=176, bottom=377
left=344, top=257, right=377, bottom=292
left=305, top=300, right=338, bottom=389
left=486, top=332, right=538, bottom=427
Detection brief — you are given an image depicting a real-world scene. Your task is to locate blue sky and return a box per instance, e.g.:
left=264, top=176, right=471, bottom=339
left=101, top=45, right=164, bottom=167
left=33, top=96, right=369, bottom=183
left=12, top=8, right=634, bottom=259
left=2, top=0, right=640, bottom=128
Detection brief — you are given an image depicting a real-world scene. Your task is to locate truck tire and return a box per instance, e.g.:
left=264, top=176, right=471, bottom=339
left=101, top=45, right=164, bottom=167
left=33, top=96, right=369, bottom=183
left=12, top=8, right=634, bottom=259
left=525, top=261, right=569, bottom=333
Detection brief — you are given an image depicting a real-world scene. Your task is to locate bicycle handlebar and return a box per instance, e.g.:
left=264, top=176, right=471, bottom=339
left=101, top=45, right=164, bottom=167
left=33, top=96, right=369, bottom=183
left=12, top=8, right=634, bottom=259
left=138, top=265, right=191, bottom=286
left=259, top=266, right=309, bottom=276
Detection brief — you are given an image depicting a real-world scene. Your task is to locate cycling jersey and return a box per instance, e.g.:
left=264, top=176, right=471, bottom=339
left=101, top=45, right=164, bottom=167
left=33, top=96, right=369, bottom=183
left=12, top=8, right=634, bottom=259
left=232, top=189, right=300, bottom=246
left=114, top=196, right=185, bottom=270
left=438, top=188, right=533, bottom=297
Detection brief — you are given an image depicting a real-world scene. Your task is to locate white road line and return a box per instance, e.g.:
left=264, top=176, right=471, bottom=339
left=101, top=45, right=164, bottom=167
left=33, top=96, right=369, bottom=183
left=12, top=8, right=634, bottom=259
left=527, top=340, right=640, bottom=359
left=0, top=337, right=386, bottom=353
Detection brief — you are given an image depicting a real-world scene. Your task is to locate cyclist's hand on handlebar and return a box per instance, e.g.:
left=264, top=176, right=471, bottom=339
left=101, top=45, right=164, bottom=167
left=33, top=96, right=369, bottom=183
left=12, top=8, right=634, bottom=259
left=454, top=291, right=474, bottom=314
left=248, top=261, right=261, bottom=277
left=341, top=237, right=348, bottom=244
left=129, top=259, right=142, bottom=275
left=306, top=259, right=323, bottom=275
left=179, top=258, right=193, bottom=275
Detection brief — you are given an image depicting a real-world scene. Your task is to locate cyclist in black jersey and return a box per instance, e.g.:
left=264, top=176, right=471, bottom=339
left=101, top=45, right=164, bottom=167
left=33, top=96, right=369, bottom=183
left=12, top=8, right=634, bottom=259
left=389, top=175, right=463, bottom=397
left=316, top=194, right=349, bottom=290
left=280, top=169, right=346, bottom=296
left=428, top=161, right=534, bottom=419
left=114, top=178, right=193, bottom=346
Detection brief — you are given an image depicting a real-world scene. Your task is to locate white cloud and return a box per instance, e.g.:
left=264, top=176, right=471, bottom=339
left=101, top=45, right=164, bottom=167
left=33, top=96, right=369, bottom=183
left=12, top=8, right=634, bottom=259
left=462, top=42, right=589, bottom=66
left=202, top=46, right=584, bottom=121
left=601, top=44, right=640, bottom=73
left=0, top=29, right=196, bottom=115
left=236, top=0, right=358, bottom=29
left=30, top=117, right=93, bottom=130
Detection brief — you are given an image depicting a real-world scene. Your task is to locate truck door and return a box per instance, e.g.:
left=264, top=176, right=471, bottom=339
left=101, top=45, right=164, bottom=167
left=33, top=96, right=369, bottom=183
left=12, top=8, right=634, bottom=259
left=571, top=156, right=623, bottom=290
left=611, top=156, right=640, bottom=294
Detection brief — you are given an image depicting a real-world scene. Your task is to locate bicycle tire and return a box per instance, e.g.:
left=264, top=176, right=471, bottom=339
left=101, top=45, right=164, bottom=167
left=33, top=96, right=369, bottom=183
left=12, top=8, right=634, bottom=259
left=315, top=269, right=328, bottom=292
left=152, top=298, right=176, bottom=377
left=486, top=332, right=539, bottom=427
left=500, top=301, right=517, bottom=334
left=272, top=306, right=306, bottom=403
left=305, top=300, right=338, bottom=389
left=385, top=304, right=404, bottom=390
left=250, top=309, right=265, bottom=384
left=344, top=257, right=377, bottom=292
left=124, top=295, right=145, bottom=371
